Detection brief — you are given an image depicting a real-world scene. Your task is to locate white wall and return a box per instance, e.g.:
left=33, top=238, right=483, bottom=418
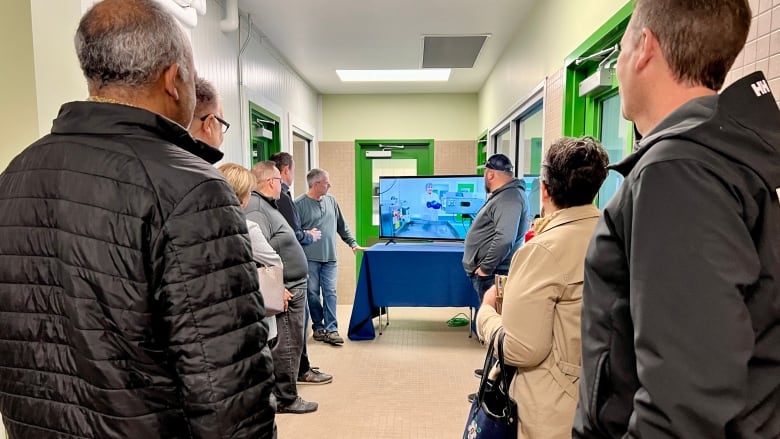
left=240, top=20, right=320, bottom=166
left=478, top=0, right=627, bottom=130
left=24, top=0, right=320, bottom=168
left=30, top=0, right=86, bottom=137
left=1, top=0, right=39, bottom=172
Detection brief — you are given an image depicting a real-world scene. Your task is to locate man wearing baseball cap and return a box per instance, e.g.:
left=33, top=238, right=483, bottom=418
left=463, top=154, right=529, bottom=302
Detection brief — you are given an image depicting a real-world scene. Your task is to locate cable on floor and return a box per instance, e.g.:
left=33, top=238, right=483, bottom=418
left=446, top=312, right=470, bottom=327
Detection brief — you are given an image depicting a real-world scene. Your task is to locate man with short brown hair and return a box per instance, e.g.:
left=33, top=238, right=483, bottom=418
left=270, top=152, right=333, bottom=385
left=575, top=0, right=780, bottom=437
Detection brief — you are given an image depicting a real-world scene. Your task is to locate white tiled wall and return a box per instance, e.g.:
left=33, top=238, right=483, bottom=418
left=726, top=0, right=780, bottom=107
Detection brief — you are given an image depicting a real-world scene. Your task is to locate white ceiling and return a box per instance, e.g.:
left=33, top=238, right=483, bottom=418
left=237, top=0, right=537, bottom=94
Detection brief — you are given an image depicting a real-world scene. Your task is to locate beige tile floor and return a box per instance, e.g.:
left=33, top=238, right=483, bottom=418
left=277, top=305, right=485, bottom=439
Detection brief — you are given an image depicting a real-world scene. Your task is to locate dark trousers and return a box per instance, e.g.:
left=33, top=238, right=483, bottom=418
left=272, top=285, right=306, bottom=405
left=298, top=301, right=311, bottom=377
left=469, top=269, right=508, bottom=340
left=468, top=269, right=508, bottom=301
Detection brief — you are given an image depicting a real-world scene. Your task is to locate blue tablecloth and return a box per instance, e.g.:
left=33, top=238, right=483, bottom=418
left=348, top=243, right=479, bottom=340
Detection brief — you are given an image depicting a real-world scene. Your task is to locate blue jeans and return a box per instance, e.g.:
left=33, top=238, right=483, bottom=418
left=468, top=270, right=506, bottom=339
left=307, top=260, right=339, bottom=333
left=468, top=269, right=508, bottom=301
left=272, top=285, right=306, bottom=405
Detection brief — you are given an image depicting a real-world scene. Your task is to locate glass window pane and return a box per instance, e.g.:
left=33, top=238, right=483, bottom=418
left=598, top=94, right=630, bottom=209
left=371, top=159, right=416, bottom=225
left=494, top=128, right=511, bottom=163
left=519, top=109, right=543, bottom=223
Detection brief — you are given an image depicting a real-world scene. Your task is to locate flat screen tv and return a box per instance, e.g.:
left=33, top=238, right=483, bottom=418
left=378, top=175, right=487, bottom=241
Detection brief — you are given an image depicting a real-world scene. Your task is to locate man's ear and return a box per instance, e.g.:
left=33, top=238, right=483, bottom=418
left=201, top=115, right=215, bottom=136
left=162, top=63, right=181, bottom=100
left=635, top=28, right=657, bottom=71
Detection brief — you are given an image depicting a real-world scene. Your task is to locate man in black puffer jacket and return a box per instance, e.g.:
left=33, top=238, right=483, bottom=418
left=0, top=0, right=275, bottom=437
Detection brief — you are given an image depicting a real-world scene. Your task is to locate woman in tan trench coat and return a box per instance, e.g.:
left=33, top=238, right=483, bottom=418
left=476, top=136, right=609, bottom=439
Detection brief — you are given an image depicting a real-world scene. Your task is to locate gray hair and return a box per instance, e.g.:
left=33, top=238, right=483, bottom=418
left=75, top=0, right=192, bottom=89
left=306, top=168, right=328, bottom=188
left=250, top=161, right=278, bottom=183
left=194, top=76, right=219, bottom=117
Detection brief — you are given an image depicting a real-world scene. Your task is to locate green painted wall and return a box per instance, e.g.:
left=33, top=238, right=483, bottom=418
left=1, top=1, right=39, bottom=172
left=479, top=0, right=629, bottom=130
left=322, top=93, right=478, bottom=141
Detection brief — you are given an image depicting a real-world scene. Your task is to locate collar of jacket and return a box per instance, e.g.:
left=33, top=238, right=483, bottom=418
left=537, top=204, right=600, bottom=235
left=51, top=101, right=224, bottom=164
left=609, top=71, right=780, bottom=185
left=281, top=182, right=292, bottom=196
left=489, top=178, right=525, bottom=197
left=253, top=189, right=279, bottom=208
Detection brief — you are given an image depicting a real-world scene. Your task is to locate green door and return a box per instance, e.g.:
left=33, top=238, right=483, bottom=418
left=249, top=102, right=280, bottom=166
left=355, top=140, right=434, bottom=248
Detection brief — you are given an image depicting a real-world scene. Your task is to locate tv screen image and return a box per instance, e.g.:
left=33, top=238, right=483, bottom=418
left=378, top=175, right=487, bottom=241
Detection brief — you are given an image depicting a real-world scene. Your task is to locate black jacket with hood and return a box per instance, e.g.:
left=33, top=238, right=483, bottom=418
left=0, top=102, right=276, bottom=438
left=574, top=72, right=780, bottom=438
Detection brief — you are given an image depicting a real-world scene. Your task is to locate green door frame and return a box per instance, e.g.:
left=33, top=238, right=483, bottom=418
left=563, top=2, right=634, bottom=208
left=249, top=102, right=281, bottom=166
left=476, top=130, right=488, bottom=176
left=354, top=139, right=434, bottom=249
left=563, top=1, right=632, bottom=142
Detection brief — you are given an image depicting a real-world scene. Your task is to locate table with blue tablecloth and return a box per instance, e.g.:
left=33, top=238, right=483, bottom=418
left=347, top=243, right=479, bottom=340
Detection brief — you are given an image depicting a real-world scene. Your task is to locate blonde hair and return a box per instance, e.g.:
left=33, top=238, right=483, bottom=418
left=218, top=163, right=254, bottom=201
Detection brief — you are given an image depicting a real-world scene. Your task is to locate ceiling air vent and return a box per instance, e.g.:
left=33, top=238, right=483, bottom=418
left=421, top=35, right=489, bottom=68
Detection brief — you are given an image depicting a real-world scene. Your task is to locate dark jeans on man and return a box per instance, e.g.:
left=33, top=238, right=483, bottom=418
left=468, top=269, right=508, bottom=340
left=468, top=269, right=508, bottom=301
left=272, top=285, right=306, bottom=405
left=298, top=300, right=311, bottom=377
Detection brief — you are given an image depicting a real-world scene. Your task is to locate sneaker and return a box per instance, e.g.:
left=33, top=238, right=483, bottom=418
left=467, top=393, right=476, bottom=403
left=474, top=368, right=483, bottom=378
left=312, top=329, right=328, bottom=342
left=325, top=331, right=344, bottom=345
left=298, top=368, right=333, bottom=385
left=277, top=396, right=318, bottom=414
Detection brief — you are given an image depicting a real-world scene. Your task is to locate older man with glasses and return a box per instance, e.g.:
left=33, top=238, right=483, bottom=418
left=245, top=161, right=318, bottom=414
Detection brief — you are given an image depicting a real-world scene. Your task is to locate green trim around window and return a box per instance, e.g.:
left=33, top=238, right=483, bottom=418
left=562, top=2, right=633, bottom=140
left=248, top=102, right=281, bottom=166
left=476, top=130, right=488, bottom=176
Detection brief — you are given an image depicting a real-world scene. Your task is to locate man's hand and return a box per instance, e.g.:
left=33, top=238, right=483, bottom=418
left=283, top=289, right=293, bottom=312
left=306, top=228, right=322, bottom=242
left=352, top=245, right=366, bottom=254
left=482, top=285, right=497, bottom=309
left=475, top=267, right=488, bottom=277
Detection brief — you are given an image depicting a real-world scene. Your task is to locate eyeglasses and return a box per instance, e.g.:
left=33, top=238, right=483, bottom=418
left=200, top=114, right=230, bottom=133
left=268, top=177, right=282, bottom=183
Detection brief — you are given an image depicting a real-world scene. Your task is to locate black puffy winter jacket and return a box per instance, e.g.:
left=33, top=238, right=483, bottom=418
left=0, top=102, right=276, bottom=438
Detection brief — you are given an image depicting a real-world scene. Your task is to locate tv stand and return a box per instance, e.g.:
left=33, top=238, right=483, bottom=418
left=384, top=239, right=397, bottom=245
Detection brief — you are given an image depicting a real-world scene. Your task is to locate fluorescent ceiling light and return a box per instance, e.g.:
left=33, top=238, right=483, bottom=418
left=336, top=69, right=451, bottom=82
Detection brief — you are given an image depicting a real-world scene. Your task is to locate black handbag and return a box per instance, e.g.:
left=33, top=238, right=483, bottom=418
left=463, top=329, right=519, bottom=439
